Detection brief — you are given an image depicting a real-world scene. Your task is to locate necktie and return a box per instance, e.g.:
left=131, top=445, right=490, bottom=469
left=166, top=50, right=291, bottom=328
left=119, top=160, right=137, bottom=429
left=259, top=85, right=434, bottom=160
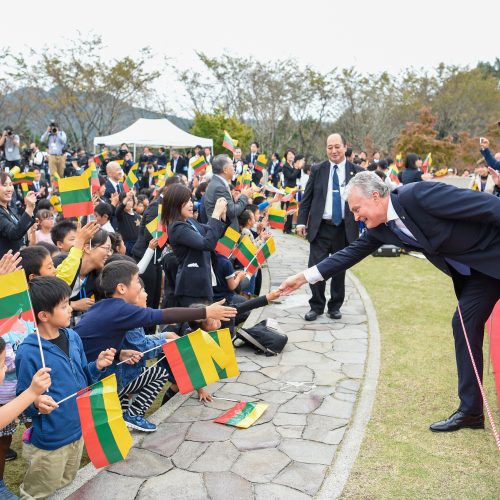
left=116, top=183, right=121, bottom=194
left=331, top=165, right=342, bottom=226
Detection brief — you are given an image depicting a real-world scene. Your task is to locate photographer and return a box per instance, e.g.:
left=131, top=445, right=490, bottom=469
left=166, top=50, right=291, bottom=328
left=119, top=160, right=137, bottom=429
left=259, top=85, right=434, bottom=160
left=0, top=126, right=21, bottom=169
left=40, top=121, right=67, bottom=179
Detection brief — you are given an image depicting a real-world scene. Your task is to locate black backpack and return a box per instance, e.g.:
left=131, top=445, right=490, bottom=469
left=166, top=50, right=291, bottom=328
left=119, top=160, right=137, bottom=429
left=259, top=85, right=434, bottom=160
left=235, top=318, right=288, bottom=356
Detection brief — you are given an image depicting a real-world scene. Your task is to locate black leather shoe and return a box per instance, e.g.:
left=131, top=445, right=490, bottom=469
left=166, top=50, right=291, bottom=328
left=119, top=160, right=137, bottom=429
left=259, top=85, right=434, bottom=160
left=429, top=410, right=484, bottom=432
left=305, top=310, right=319, bottom=321
left=5, top=448, right=17, bottom=461
left=328, top=310, right=342, bottom=320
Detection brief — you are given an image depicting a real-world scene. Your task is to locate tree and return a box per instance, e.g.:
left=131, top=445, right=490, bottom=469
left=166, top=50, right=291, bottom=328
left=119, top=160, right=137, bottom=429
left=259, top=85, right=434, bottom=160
left=190, top=109, right=253, bottom=156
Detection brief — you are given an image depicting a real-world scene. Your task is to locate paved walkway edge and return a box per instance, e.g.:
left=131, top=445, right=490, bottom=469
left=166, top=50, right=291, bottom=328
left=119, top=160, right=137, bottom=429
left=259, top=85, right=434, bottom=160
left=316, top=270, right=381, bottom=500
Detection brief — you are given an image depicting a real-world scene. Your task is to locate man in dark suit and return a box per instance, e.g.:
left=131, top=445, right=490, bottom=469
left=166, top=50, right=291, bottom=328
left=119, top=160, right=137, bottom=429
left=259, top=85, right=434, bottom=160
left=281, top=171, right=500, bottom=432
left=204, top=154, right=254, bottom=231
left=29, top=167, right=49, bottom=199
left=297, top=133, right=363, bottom=321
left=171, top=149, right=187, bottom=176
left=245, top=141, right=259, bottom=167
left=104, top=161, right=124, bottom=200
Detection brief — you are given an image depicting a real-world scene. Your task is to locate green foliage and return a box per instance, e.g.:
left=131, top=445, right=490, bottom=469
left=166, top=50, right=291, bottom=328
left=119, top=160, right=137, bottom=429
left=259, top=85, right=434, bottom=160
left=190, top=109, right=253, bottom=155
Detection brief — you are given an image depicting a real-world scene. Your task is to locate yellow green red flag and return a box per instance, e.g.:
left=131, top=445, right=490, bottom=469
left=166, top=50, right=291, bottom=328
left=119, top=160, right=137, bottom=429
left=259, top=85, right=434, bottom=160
left=214, top=401, right=269, bottom=428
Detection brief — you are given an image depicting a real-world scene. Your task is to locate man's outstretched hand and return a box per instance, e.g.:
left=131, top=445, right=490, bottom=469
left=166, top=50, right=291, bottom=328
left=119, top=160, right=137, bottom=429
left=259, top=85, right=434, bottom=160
left=279, top=273, right=308, bottom=295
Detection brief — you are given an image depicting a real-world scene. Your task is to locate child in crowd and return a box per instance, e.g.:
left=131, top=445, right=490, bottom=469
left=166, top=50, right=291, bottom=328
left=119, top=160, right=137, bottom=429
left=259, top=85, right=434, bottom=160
left=28, top=209, right=54, bottom=245
left=15, top=276, right=115, bottom=499
left=0, top=338, right=51, bottom=500
left=116, top=191, right=141, bottom=255
left=94, top=202, right=115, bottom=233
left=51, top=220, right=78, bottom=253
left=135, top=194, right=148, bottom=216
left=109, top=232, right=127, bottom=255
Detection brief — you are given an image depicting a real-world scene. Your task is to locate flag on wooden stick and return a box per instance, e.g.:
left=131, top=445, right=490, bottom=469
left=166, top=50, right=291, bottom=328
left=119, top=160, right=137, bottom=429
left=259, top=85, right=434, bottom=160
left=123, top=163, right=139, bottom=193
left=268, top=207, right=286, bottom=230
left=76, top=374, right=133, bottom=468
left=215, top=227, right=240, bottom=257
left=162, top=329, right=239, bottom=394
left=214, top=401, right=269, bottom=428
left=0, top=270, right=36, bottom=333
left=191, top=156, right=209, bottom=175
left=59, top=176, right=93, bottom=218
left=81, top=162, right=100, bottom=194
left=222, top=130, right=236, bottom=154
left=233, top=236, right=259, bottom=274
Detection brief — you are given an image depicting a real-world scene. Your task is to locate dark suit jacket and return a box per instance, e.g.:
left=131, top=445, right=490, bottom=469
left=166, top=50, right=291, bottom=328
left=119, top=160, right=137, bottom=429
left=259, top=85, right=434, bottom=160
left=29, top=180, right=49, bottom=199
left=282, top=162, right=301, bottom=189
left=104, top=179, right=123, bottom=200
left=316, top=182, right=500, bottom=284
left=399, top=167, right=423, bottom=184
left=297, top=160, right=363, bottom=244
left=204, top=175, right=248, bottom=231
left=245, top=153, right=258, bottom=166
left=168, top=217, right=226, bottom=299
left=131, top=197, right=163, bottom=262
left=171, top=156, right=188, bottom=176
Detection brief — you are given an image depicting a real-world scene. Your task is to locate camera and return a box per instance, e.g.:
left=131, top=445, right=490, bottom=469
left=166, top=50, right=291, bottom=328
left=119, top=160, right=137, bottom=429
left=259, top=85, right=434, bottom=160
left=118, top=149, right=128, bottom=158
left=49, top=121, right=58, bottom=134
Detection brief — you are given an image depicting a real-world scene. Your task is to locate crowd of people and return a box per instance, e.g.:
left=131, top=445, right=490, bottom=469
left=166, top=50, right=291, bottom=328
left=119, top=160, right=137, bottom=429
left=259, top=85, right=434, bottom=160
left=1, top=120, right=500, bottom=499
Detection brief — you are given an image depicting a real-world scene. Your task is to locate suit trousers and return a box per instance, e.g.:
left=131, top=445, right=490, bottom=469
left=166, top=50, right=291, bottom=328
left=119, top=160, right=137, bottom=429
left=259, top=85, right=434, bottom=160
left=308, top=220, right=348, bottom=314
left=450, top=269, right=500, bottom=415
left=140, top=258, right=162, bottom=334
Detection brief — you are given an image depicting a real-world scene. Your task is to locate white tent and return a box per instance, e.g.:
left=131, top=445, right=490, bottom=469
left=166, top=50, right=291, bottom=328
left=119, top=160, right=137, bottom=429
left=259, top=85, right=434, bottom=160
left=93, top=118, right=213, bottom=154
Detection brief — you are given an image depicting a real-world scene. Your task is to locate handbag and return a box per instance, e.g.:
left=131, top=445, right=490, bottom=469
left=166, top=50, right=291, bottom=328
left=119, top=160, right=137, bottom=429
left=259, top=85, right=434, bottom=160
left=235, top=318, right=288, bottom=356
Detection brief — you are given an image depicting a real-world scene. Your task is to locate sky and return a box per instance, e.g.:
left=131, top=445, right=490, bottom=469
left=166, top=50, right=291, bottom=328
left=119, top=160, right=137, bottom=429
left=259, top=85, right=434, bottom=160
left=5, top=0, right=500, bottom=116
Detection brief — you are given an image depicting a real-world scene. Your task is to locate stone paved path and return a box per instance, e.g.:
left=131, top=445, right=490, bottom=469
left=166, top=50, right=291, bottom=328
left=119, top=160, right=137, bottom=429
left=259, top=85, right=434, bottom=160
left=54, top=231, right=375, bottom=500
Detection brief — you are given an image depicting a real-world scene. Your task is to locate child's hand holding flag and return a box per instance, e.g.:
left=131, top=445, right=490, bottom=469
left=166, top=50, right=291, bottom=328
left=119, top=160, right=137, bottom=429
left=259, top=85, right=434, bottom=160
left=96, top=348, right=117, bottom=371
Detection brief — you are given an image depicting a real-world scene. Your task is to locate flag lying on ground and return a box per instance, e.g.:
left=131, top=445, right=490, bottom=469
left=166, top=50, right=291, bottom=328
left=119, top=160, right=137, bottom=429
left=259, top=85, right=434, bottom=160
left=233, top=236, right=259, bottom=274
left=0, top=270, right=36, bottom=334
left=81, top=162, right=100, bottom=194
left=268, top=207, right=286, bottom=230
left=214, top=401, right=269, bottom=428
left=255, top=154, right=267, bottom=172
left=191, top=156, right=209, bottom=175
left=145, top=203, right=168, bottom=247
left=59, top=175, right=93, bottom=218
left=162, top=328, right=239, bottom=394
left=215, top=226, right=240, bottom=257
left=76, top=374, right=133, bottom=469
left=11, top=171, right=35, bottom=185
left=123, top=163, right=139, bottom=193
left=222, top=130, right=236, bottom=154
left=422, top=152, right=432, bottom=174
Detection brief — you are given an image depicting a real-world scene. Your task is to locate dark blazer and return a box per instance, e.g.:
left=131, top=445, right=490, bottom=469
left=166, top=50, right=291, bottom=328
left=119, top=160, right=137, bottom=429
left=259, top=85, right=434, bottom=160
left=316, top=182, right=500, bottom=283
left=204, top=175, right=249, bottom=231
left=168, top=217, right=226, bottom=299
left=29, top=180, right=49, bottom=199
left=0, top=205, right=35, bottom=257
left=245, top=153, right=258, bottom=166
left=297, top=160, right=363, bottom=244
left=399, top=167, right=423, bottom=184
left=104, top=179, right=123, bottom=200
left=171, top=156, right=188, bottom=176
left=131, top=197, right=164, bottom=262
left=139, top=174, right=156, bottom=191
left=282, top=162, right=301, bottom=189
left=252, top=168, right=263, bottom=186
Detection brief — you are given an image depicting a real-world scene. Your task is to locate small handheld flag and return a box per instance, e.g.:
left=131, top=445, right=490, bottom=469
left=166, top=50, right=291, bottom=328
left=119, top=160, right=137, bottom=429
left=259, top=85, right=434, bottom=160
left=59, top=176, right=93, bottom=218
left=422, top=153, right=432, bottom=174
left=233, top=236, right=259, bottom=274
left=214, top=401, right=269, bottom=428
left=222, top=130, right=236, bottom=154
left=268, top=207, right=286, bottom=230
left=123, top=163, right=139, bottom=193
left=255, top=154, right=267, bottom=172
left=191, top=156, right=209, bottom=175
left=215, top=226, right=240, bottom=258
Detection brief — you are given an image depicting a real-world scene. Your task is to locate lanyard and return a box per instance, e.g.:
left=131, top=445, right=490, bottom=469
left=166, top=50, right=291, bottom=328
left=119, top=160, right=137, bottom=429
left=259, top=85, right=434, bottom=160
left=187, top=219, right=202, bottom=236
left=79, top=275, right=89, bottom=299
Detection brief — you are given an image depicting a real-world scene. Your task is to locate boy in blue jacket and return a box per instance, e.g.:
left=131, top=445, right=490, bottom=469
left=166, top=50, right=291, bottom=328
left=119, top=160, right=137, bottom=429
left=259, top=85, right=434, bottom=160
left=15, top=276, right=115, bottom=499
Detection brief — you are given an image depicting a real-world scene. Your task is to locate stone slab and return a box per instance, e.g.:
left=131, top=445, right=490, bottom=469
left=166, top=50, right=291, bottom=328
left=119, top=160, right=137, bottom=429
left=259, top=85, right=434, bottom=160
left=189, top=441, right=239, bottom=472
left=231, top=423, right=281, bottom=451
left=67, top=472, right=144, bottom=500
left=139, top=422, right=190, bottom=457
left=186, top=420, right=235, bottom=442
left=280, top=438, right=337, bottom=465
left=254, top=483, right=311, bottom=500
left=232, top=448, right=291, bottom=483
left=274, top=461, right=327, bottom=496
left=273, top=412, right=307, bottom=426
left=276, top=425, right=304, bottom=438
left=294, top=341, right=332, bottom=353
left=107, top=448, right=172, bottom=478
left=171, top=441, right=209, bottom=469
left=279, top=393, right=324, bottom=414
left=314, top=396, right=354, bottom=419
left=204, top=471, right=253, bottom=500
left=139, top=468, right=207, bottom=499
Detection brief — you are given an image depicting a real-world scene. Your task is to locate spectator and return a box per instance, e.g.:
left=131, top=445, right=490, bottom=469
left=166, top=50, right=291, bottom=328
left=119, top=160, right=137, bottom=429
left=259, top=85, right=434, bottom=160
left=104, top=161, right=124, bottom=200
left=94, top=202, right=115, bottom=233
left=187, top=145, right=203, bottom=182
left=398, top=153, right=423, bottom=184
left=170, top=149, right=187, bottom=177
left=40, top=121, right=67, bottom=179
left=116, top=191, right=141, bottom=254
left=29, top=167, right=49, bottom=199
left=0, top=127, right=21, bottom=170
left=468, top=163, right=495, bottom=194
left=268, top=152, right=282, bottom=188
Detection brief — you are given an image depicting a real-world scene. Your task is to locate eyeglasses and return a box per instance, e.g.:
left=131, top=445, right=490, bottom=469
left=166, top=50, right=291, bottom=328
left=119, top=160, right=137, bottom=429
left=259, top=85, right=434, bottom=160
left=98, top=245, right=113, bottom=254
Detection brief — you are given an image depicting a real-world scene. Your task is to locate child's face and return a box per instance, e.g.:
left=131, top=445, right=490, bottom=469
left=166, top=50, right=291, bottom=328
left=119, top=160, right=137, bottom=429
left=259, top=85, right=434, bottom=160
left=58, top=230, right=77, bottom=252
left=38, top=255, right=57, bottom=277
left=0, top=350, right=6, bottom=385
left=135, top=202, right=145, bottom=215
left=125, top=199, right=134, bottom=211
left=94, top=212, right=108, bottom=226
left=41, top=298, right=72, bottom=329
left=40, top=216, right=54, bottom=231
left=121, top=273, right=142, bottom=304
left=136, top=286, right=148, bottom=308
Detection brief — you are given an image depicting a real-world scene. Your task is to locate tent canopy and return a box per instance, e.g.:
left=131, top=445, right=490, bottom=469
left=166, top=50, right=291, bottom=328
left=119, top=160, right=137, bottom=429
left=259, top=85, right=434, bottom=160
left=93, top=118, right=213, bottom=150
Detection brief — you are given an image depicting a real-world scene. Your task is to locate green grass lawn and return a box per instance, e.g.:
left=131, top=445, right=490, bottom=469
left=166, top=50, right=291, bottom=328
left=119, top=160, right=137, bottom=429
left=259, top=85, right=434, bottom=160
left=343, top=255, right=500, bottom=499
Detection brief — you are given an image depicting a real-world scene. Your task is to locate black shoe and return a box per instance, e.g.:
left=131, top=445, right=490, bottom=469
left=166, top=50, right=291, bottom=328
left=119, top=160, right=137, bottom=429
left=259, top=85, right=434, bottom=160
left=161, top=387, right=178, bottom=406
left=328, top=310, right=342, bottom=320
left=305, top=310, right=319, bottom=321
left=5, top=448, right=17, bottom=461
left=429, top=410, right=484, bottom=432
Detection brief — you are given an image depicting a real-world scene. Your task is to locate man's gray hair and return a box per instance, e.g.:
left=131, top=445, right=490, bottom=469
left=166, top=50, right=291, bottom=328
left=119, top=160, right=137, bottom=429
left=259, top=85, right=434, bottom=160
left=345, top=171, right=390, bottom=199
left=212, top=154, right=232, bottom=174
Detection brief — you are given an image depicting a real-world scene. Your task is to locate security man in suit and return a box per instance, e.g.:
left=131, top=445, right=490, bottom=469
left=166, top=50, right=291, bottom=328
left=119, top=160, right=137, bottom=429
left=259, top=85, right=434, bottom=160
left=281, top=171, right=500, bottom=432
left=296, top=133, right=363, bottom=321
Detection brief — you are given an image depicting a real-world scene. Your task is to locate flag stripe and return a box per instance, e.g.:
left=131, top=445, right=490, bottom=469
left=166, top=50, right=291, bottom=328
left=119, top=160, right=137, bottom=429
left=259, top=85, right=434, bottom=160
left=226, top=402, right=259, bottom=425
left=0, top=291, right=32, bottom=320
left=60, top=188, right=92, bottom=205
left=0, top=270, right=29, bottom=298
left=214, top=401, right=247, bottom=423
left=236, top=404, right=268, bottom=428
left=59, top=176, right=90, bottom=192
left=162, top=342, right=194, bottom=394
left=178, top=335, right=207, bottom=390
left=76, top=391, right=109, bottom=468
left=89, top=381, right=125, bottom=465
left=268, top=214, right=285, bottom=223
left=215, top=242, right=232, bottom=257
left=189, top=331, right=226, bottom=386
left=61, top=201, right=94, bottom=218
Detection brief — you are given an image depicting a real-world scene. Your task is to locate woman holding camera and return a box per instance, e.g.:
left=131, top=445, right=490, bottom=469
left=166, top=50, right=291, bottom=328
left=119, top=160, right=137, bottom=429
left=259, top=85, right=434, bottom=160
left=0, top=172, right=36, bottom=258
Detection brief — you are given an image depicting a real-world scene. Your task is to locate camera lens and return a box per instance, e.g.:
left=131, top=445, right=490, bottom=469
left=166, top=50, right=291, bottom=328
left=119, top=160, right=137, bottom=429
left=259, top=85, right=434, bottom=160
left=51, top=127, right=57, bottom=134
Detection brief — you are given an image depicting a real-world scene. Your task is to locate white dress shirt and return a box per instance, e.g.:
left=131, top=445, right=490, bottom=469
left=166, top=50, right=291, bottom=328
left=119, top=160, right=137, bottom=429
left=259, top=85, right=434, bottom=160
left=322, top=159, right=347, bottom=220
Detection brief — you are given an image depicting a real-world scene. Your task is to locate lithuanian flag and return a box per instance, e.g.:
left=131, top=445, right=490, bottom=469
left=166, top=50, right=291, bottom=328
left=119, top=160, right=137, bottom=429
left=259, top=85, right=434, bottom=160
left=81, top=162, right=100, bottom=194
left=422, top=153, right=432, bottom=174
left=50, top=194, right=62, bottom=213
left=233, top=236, right=258, bottom=274
left=222, top=130, right=236, bottom=154
left=395, top=153, right=403, bottom=169
left=12, top=171, right=35, bottom=185
left=256, top=236, right=276, bottom=266
left=51, top=171, right=60, bottom=191
left=93, top=151, right=108, bottom=166
left=0, top=270, right=36, bottom=332
left=59, top=175, right=93, bottom=218
left=76, top=374, right=133, bottom=468
left=268, top=207, right=286, bottom=230
left=215, top=226, right=240, bottom=257
left=237, top=172, right=252, bottom=191
left=214, top=401, right=269, bottom=428
left=123, top=163, right=139, bottom=193
left=162, top=328, right=239, bottom=394
left=255, top=154, right=267, bottom=172
left=389, top=165, right=400, bottom=185
left=191, top=156, right=209, bottom=175
left=145, top=203, right=168, bottom=247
